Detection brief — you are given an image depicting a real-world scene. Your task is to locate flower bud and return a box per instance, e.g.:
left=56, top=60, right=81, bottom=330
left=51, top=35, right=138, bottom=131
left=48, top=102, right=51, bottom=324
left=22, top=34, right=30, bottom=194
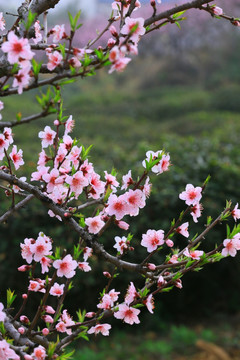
left=20, top=315, right=30, bottom=324
left=18, top=265, right=31, bottom=272
left=22, top=294, right=28, bottom=299
left=147, top=263, right=156, bottom=270
left=85, top=312, right=96, bottom=318
left=44, top=305, right=55, bottom=314
left=109, top=25, right=118, bottom=37
left=165, top=239, right=174, bottom=247
left=54, top=120, right=60, bottom=126
left=18, top=327, right=25, bottom=334
left=42, top=328, right=50, bottom=336
left=103, top=271, right=111, bottom=278
left=211, top=6, right=223, bottom=16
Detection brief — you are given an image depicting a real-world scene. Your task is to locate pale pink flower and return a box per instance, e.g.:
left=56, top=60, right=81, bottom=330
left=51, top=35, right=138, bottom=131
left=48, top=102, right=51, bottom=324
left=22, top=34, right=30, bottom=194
left=157, top=275, right=166, bottom=287
left=176, top=222, right=189, bottom=238
left=53, top=254, right=78, bottom=278
left=1, top=31, right=34, bottom=64
left=191, top=203, right=203, bottom=223
left=64, top=115, right=75, bottom=135
left=85, top=215, right=105, bottom=234
left=106, top=194, right=128, bottom=220
left=142, top=177, right=152, bottom=198
left=125, top=282, right=137, bottom=305
left=109, top=289, right=120, bottom=303
left=67, top=145, right=82, bottom=168
left=37, top=150, right=49, bottom=166
left=51, top=24, right=65, bottom=43
left=28, top=280, right=45, bottom=293
left=141, top=229, right=165, bottom=252
left=38, top=126, right=56, bottom=148
left=179, top=184, right=202, bottom=206
left=222, top=239, right=237, bottom=257
left=124, top=189, right=146, bottom=216
left=49, top=282, right=64, bottom=297
left=232, top=203, right=240, bottom=222
left=169, top=254, right=179, bottom=264
left=80, top=160, right=94, bottom=179
left=13, top=176, right=26, bottom=193
left=30, top=236, right=52, bottom=262
left=114, top=304, right=140, bottom=325
left=109, top=55, right=131, bottom=74
left=88, top=323, right=111, bottom=336
left=32, top=345, right=46, bottom=360
left=157, top=154, right=171, bottom=174
left=0, top=302, right=6, bottom=322
left=78, top=262, right=91, bottom=272
left=97, top=294, right=112, bottom=310
left=0, top=340, right=20, bottom=360
left=183, top=248, right=203, bottom=260
left=83, top=247, right=93, bottom=262
left=47, top=51, right=63, bottom=71
left=113, top=236, right=128, bottom=254
left=40, top=256, right=52, bottom=274
left=144, top=294, right=154, bottom=314
left=31, top=166, right=50, bottom=182
left=57, top=310, right=75, bottom=335
left=56, top=321, right=67, bottom=333
left=88, top=172, right=105, bottom=199
left=65, top=171, right=88, bottom=198
left=9, top=145, right=24, bottom=170
left=112, top=1, right=129, bottom=17
left=42, top=168, right=64, bottom=193
left=0, top=13, right=5, bottom=31
left=121, top=17, right=145, bottom=43
left=33, top=20, right=42, bottom=44
left=121, top=170, right=133, bottom=190
left=104, top=171, right=119, bottom=191
left=54, top=146, right=67, bottom=168
left=20, top=238, right=34, bottom=264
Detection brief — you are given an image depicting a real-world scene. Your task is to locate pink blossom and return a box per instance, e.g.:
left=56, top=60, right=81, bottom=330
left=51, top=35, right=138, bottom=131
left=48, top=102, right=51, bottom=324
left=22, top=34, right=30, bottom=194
left=109, top=55, right=131, bottom=74
left=32, top=345, right=46, bottom=360
left=143, top=177, right=152, bottom=198
left=115, top=220, right=130, bottom=230
left=64, top=115, right=75, bottom=135
left=183, top=248, right=203, bottom=260
left=222, top=239, right=237, bottom=257
left=9, top=145, right=24, bottom=170
left=53, top=254, right=78, bottom=278
left=157, top=275, right=166, bottom=287
left=20, top=238, right=34, bottom=264
left=85, top=215, right=105, bottom=234
left=42, top=169, right=63, bottom=193
left=0, top=302, right=6, bottom=322
left=121, top=170, right=133, bottom=190
left=232, top=203, right=240, bottom=222
left=0, top=13, right=5, bottom=31
left=141, top=229, right=165, bottom=252
left=121, top=17, right=145, bottom=43
left=176, top=222, right=189, bottom=238
left=144, top=294, right=155, bottom=314
left=147, top=263, right=156, bottom=270
left=47, top=51, right=63, bottom=71
left=157, top=154, right=171, bottom=174
left=97, top=294, right=112, bottom=310
left=179, top=184, right=202, bottom=206
left=124, top=189, right=146, bottom=216
left=125, top=282, right=137, bottom=305
left=30, top=235, right=52, bottom=262
left=40, top=256, right=52, bottom=274
left=88, top=172, right=105, bottom=199
left=65, top=171, right=88, bottom=198
left=83, top=247, right=93, bottom=261
left=18, top=265, right=31, bottom=272
left=38, top=126, right=56, bottom=148
left=114, top=304, right=140, bottom=325
left=168, top=254, right=179, bottom=264
left=78, top=262, right=91, bottom=272
left=0, top=340, right=20, bottom=360
left=28, top=280, right=45, bottom=293
left=104, top=171, right=119, bottom=191
left=51, top=24, right=65, bottom=43
left=85, top=312, right=95, bottom=318
left=42, top=315, right=54, bottom=324
left=112, top=1, right=129, bottom=17
left=191, top=203, right=203, bottom=223
left=106, top=194, right=129, bottom=220
left=1, top=31, right=34, bottom=64
left=31, top=166, right=50, bottom=182
left=67, top=145, right=82, bottom=168
left=88, top=323, right=111, bottom=336
left=33, top=20, right=42, bottom=44
left=44, top=305, right=55, bottom=314
left=49, top=282, right=64, bottom=297
left=56, top=310, right=75, bottom=335
left=142, top=150, right=162, bottom=173
left=114, top=236, right=128, bottom=254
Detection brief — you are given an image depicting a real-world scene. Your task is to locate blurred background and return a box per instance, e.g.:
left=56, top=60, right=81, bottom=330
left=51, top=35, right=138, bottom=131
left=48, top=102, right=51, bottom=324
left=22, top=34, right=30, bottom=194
left=1, top=0, right=240, bottom=359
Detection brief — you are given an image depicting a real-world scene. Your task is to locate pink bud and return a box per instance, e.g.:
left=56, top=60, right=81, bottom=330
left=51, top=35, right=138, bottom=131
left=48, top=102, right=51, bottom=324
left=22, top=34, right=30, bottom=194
left=18, top=327, right=25, bottom=334
left=150, top=0, right=156, bottom=6
left=232, top=20, right=240, bottom=27
left=109, top=25, right=118, bottom=37
left=20, top=315, right=30, bottom=324
left=54, top=120, right=60, bottom=126
left=18, top=265, right=31, bottom=272
left=147, top=263, right=156, bottom=270
left=85, top=312, right=96, bottom=318
left=116, top=220, right=129, bottom=230
left=22, top=294, right=28, bottom=299
left=44, top=305, right=55, bottom=314
left=166, top=239, right=174, bottom=247
left=42, top=328, right=50, bottom=336
left=42, top=315, right=54, bottom=323
left=24, top=355, right=33, bottom=360
left=64, top=212, right=70, bottom=217
left=103, top=271, right=111, bottom=278
left=107, top=38, right=116, bottom=49
left=211, top=6, right=223, bottom=16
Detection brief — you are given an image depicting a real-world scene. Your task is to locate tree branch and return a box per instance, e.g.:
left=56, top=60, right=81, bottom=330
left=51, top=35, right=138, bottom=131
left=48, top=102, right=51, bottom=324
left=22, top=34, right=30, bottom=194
left=0, top=194, right=34, bottom=223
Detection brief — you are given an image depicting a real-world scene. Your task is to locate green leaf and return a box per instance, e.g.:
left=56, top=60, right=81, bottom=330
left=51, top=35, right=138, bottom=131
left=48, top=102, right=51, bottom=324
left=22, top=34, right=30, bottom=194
left=24, top=10, right=37, bottom=32
left=7, top=289, right=16, bottom=308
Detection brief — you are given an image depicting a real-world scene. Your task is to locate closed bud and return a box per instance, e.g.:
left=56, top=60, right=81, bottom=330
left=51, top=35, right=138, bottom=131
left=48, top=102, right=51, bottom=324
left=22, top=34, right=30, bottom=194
left=18, top=327, right=25, bottom=334
left=22, top=293, right=28, bottom=299
left=20, top=315, right=30, bottom=324
left=103, top=271, right=111, bottom=278
left=42, top=328, right=50, bottom=336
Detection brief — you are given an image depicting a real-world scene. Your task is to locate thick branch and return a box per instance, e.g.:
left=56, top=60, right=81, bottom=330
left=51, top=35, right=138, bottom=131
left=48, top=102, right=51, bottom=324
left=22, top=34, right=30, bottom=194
left=0, top=110, right=51, bottom=129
